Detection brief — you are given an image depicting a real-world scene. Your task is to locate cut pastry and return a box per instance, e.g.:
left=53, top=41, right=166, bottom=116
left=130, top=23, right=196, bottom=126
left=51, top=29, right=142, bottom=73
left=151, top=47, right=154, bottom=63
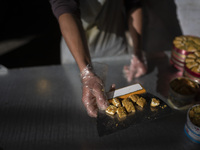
left=150, top=98, right=160, bottom=107
left=106, top=105, right=117, bottom=116
left=117, top=107, right=127, bottom=118
left=122, top=98, right=135, bottom=113
left=136, top=97, right=146, bottom=108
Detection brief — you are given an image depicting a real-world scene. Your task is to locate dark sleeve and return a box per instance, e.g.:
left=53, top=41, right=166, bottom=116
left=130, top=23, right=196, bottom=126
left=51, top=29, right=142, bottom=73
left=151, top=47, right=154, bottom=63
left=49, top=0, right=80, bottom=19
left=124, top=0, right=142, bottom=14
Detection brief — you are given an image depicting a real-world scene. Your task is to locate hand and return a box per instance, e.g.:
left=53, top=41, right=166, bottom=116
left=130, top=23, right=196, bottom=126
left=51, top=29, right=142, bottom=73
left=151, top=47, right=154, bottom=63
left=81, top=65, right=109, bottom=118
left=123, top=54, right=147, bottom=82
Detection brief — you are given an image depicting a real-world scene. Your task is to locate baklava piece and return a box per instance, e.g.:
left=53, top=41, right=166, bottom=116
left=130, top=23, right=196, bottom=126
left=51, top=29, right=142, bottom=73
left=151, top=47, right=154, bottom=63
left=136, top=97, right=146, bottom=108
left=109, top=98, right=121, bottom=107
left=195, top=51, right=200, bottom=57
left=187, top=53, right=196, bottom=59
left=117, top=107, right=127, bottom=118
left=122, top=98, right=136, bottom=113
left=150, top=98, right=160, bottom=107
left=186, top=62, right=198, bottom=69
left=187, top=45, right=197, bottom=52
left=129, top=94, right=139, bottom=103
left=185, top=58, right=195, bottom=63
left=106, top=105, right=117, bottom=116
left=196, top=58, right=200, bottom=63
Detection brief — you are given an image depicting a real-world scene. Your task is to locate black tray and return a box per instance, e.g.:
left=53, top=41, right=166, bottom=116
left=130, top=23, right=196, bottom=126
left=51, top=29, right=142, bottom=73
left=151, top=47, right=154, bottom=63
left=97, top=92, right=173, bottom=136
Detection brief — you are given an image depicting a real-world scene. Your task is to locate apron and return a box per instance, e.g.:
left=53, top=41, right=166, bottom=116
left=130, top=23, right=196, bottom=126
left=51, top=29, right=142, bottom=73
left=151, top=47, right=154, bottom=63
left=61, top=0, right=129, bottom=64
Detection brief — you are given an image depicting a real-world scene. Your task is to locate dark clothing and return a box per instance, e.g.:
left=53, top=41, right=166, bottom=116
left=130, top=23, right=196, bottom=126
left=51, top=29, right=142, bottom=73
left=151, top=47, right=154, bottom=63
left=49, top=0, right=142, bottom=19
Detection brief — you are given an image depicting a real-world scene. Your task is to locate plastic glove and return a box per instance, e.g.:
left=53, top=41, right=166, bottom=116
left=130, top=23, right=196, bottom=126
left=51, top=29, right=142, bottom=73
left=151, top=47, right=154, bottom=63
left=81, top=64, right=109, bottom=118
left=123, top=54, right=147, bottom=82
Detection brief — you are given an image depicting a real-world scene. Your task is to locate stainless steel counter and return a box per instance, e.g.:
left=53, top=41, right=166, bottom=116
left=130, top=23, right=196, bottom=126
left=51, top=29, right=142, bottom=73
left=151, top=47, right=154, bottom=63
left=0, top=52, right=199, bottom=150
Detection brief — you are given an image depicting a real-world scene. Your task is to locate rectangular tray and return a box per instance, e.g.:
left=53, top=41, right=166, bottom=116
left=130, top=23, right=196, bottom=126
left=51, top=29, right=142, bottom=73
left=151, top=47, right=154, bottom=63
left=97, top=92, right=173, bottom=136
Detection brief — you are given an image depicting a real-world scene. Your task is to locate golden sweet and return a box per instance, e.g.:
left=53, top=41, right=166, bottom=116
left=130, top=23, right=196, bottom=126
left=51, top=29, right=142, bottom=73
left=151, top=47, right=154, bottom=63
left=106, top=105, right=117, bottom=115
left=150, top=98, right=160, bottom=107
left=122, top=98, right=135, bottom=113
left=109, top=98, right=121, bottom=107
left=173, top=36, right=200, bottom=52
left=117, top=107, right=127, bottom=118
left=136, top=97, right=147, bottom=108
left=189, top=105, right=200, bottom=127
left=129, top=94, right=139, bottom=103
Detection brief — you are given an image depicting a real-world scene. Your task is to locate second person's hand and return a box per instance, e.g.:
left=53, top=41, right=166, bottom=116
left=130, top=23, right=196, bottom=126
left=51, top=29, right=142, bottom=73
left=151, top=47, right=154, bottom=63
left=123, top=54, right=147, bottom=82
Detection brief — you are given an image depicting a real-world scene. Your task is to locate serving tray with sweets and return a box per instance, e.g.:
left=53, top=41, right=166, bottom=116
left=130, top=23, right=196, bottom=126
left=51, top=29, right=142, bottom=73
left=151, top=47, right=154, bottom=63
left=97, top=85, right=173, bottom=136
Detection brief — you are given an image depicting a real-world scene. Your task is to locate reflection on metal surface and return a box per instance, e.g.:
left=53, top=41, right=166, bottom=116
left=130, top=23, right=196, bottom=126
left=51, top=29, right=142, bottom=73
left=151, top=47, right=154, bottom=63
left=0, top=65, right=8, bottom=75
left=37, top=79, right=51, bottom=94
left=0, top=51, right=198, bottom=149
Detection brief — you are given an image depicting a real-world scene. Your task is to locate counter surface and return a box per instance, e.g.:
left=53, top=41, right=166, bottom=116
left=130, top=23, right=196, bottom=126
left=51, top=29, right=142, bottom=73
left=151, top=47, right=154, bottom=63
left=0, top=52, right=199, bottom=150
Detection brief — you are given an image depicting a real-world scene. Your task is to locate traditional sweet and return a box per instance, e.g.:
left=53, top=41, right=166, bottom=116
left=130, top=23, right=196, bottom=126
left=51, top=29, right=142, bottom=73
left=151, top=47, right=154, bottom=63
left=171, top=35, right=200, bottom=71
left=170, top=77, right=199, bottom=95
left=150, top=98, right=160, bottom=107
left=109, top=98, right=121, bottom=107
left=122, top=98, right=135, bottom=113
left=189, top=105, right=200, bottom=127
left=173, top=36, right=200, bottom=52
left=136, top=97, right=146, bottom=108
left=129, top=94, right=139, bottom=103
left=106, top=105, right=117, bottom=115
left=184, top=48, right=200, bottom=83
left=116, top=107, right=127, bottom=118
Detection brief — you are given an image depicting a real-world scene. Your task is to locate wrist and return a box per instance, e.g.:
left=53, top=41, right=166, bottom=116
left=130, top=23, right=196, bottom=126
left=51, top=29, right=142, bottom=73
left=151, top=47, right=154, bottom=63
left=80, top=64, right=95, bottom=80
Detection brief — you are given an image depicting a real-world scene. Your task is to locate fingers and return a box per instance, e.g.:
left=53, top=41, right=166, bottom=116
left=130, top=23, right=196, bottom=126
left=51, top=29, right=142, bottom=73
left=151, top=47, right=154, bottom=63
left=134, top=67, right=146, bottom=78
left=123, top=65, right=136, bottom=82
left=93, top=82, right=109, bottom=110
left=86, top=99, right=98, bottom=118
left=82, top=87, right=98, bottom=117
left=123, top=55, right=147, bottom=82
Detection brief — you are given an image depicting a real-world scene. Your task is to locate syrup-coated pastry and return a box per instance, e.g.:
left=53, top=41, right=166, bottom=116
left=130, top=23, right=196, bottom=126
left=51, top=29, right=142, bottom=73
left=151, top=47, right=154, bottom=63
left=187, top=53, right=196, bottom=59
left=129, top=94, right=139, bottom=103
left=185, top=58, right=195, bottom=63
left=106, top=105, right=117, bottom=115
left=196, top=58, right=200, bottom=63
left=117, top=107, right=127, bottom=118
left=191, top=66, right=200, bottom=73
left=150, top=98, right=160, bottom=107
left=109, top=98, right=121, bottom=107
left=186, top=62, right=198, bottom=69
left=187, top=45, right=197, bottom=52
left=195, top=51, right=200, bottom=57
left=122, top=98, right=135, bottom=113
left=136, top=97, right=146, bottom=108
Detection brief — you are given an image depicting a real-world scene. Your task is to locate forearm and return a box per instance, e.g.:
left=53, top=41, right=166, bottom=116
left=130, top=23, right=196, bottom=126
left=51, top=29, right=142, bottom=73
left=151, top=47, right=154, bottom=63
left=128, top=7, right=143, bottom=59
left=58, top=13, right=91, bottom=72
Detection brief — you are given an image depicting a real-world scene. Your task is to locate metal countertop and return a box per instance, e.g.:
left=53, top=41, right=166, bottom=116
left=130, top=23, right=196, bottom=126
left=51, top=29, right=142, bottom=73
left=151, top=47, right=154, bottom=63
left=0, top=51, right=199, bottom=150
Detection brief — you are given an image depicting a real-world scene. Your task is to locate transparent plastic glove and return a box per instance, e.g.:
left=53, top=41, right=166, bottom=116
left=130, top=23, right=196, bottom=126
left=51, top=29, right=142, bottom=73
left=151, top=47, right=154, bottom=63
left=81, top=65, right=109, bottom=118
left=123, top=54, right=147, bottom=82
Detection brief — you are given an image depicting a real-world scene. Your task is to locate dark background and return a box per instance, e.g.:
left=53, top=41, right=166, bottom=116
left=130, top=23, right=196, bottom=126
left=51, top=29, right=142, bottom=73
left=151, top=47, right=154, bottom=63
left=0, top=0, right=182, bottom=68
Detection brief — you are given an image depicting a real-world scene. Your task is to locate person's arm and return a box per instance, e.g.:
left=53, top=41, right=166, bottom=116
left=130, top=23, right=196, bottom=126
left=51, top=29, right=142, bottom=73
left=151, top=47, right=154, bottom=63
left=58, top=13, right=91, bottom=72
left=59, top=14, right=108, bottom=117
left=128, top=7, right=143, bottom=59
left=123, top=0, right=147, bottom=82
left=49, top=0, right=108, bottom=117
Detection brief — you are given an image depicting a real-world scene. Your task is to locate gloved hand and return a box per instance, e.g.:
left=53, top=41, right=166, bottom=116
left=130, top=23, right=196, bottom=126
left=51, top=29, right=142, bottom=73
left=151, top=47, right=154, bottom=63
left=81, top=64, right=109, bottom=118
left=123, top=54, right=147, bottom=82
